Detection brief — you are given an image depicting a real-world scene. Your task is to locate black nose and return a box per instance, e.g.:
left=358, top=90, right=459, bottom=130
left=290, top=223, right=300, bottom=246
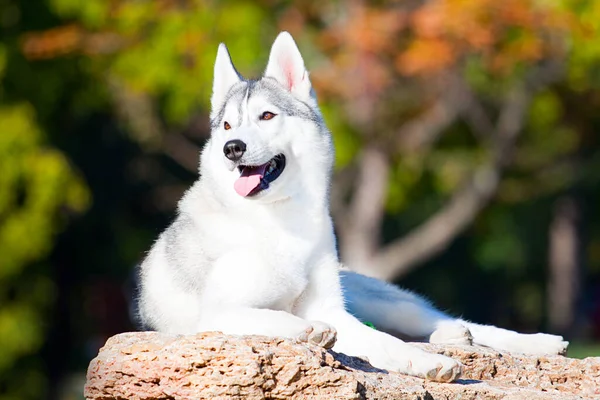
left=223, top=139, right=247, bottom=161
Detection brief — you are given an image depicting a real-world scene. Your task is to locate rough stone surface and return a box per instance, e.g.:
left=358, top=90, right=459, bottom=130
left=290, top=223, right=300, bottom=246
left=85, top=332, right=600, bottom=399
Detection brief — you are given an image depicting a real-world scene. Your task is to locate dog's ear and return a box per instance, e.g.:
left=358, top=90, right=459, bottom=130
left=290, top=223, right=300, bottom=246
left=211, top=43, right=241, bottom=115
left=264, top=32, right=312, bottom=100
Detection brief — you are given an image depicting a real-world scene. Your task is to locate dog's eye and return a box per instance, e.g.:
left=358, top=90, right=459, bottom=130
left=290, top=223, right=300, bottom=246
left=260, top=111, right=277, bottom=121
left=224, top=121, right=231, bottom=130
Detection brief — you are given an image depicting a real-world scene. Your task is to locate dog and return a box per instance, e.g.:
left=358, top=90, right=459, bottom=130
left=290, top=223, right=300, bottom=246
left=138, top=32, right=568, bottom=382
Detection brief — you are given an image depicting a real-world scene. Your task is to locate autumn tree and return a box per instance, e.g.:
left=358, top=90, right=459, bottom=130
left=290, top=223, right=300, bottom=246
left=287, top=0, right=578, bottom=281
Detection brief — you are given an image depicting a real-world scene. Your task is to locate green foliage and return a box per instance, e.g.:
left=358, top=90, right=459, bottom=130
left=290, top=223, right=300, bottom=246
left=386, top=157, right=424, bottom=213
left=0, top=102, right=89, bottom=399
left=563, top=0, right=600, bottom=89
left=50, top=0, right=110, bottom=28
left=473, top=208, right=529, bottom=274
left=321, top=102, right=361, bottom=169
left=520, top=91, right=578, bottom=169
left=0, top=16, right=90, bottom=394
left=105, top=1, right=271, bottom=125
left=0, top=103, right=89, bottom=278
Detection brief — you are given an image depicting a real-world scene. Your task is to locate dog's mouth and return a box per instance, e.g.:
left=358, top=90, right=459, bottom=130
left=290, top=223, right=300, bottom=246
left=234, top=154, right=286, bottom=197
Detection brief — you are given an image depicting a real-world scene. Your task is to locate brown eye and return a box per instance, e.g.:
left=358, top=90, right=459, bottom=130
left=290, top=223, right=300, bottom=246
left=224, top=121, right=231, bottom=130
left=260, top=111, right=277, bottom=121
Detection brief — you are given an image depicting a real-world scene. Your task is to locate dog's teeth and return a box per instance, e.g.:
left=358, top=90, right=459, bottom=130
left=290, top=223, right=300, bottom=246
left=266, top=159, right=276, bottom=174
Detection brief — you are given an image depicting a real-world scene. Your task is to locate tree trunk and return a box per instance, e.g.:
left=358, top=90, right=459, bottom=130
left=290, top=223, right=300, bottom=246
left=547, top=195, right=583, bottom=337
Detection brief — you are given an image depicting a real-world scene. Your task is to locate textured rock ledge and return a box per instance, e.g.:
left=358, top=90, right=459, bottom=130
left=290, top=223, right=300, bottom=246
left=85, top=332, right=600, bottom=399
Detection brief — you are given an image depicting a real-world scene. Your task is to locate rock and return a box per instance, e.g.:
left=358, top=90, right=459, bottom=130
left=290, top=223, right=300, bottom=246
left=85, top=332, right=600, bottom=400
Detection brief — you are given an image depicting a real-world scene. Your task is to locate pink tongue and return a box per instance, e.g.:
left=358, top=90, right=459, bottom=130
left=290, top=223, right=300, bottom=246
left=234, top=163, right=269, bottom=197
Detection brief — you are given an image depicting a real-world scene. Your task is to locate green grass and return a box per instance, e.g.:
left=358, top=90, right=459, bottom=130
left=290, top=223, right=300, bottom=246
left=567, top=342, right=600, bottom=359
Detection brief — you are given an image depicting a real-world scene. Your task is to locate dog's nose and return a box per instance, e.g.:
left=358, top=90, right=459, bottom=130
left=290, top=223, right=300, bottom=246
left=223, top=139, right=247, bottom=161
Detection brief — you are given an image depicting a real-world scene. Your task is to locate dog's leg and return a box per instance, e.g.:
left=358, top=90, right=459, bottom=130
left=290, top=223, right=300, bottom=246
left=193, top=249, right=338, bottom=348
left=326, top=310, right=462, bottom=382
left=198, top=307, right=337, bottom=348
left=459, top=321, right=568, bottom=355
left=340, top=270, right=472, bottom=345
left=340, top=270, right=568, bottom=355
left=140, top=245, right=337, bottom=347
left=296, top=261, right=462, bottom=382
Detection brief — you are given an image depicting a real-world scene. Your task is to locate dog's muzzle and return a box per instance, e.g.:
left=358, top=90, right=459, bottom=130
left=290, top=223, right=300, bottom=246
left=233, top=154, right=286, bottom=197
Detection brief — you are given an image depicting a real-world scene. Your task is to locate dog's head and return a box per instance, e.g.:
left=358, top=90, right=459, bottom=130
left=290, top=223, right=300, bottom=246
left=201, top=32, right=333, bottom=204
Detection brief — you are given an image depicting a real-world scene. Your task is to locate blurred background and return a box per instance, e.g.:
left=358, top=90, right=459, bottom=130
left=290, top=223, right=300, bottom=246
left=1, top=0, right=600, bottom=399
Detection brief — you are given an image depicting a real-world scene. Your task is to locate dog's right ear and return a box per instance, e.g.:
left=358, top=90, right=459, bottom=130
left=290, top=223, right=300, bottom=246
left=211, top=43, right=241, bottom=115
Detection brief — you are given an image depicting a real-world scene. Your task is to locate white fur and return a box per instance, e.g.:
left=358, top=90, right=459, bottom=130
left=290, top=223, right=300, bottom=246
left=264, top=32, right=313, bottom=102
left=340, top=270, right=568, bottom=355
left=210, top=44, right=241, bottom=119
left=138, top=32, right=567, bottom=384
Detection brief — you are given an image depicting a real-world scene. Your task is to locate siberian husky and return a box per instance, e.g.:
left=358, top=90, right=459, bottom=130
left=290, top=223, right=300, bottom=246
left=138, top=32, right=568, bottom=382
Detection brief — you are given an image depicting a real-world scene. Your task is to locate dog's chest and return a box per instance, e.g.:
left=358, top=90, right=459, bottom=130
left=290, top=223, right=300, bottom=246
left=202, top=214, right=321, bottom=311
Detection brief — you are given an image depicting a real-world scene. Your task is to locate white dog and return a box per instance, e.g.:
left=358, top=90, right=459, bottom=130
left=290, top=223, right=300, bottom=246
left=138, top=32, right=568, bottom=382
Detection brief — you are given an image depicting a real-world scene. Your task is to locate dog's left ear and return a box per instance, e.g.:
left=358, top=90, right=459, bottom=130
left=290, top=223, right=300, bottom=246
left=264, top=32, right=312, bottom=100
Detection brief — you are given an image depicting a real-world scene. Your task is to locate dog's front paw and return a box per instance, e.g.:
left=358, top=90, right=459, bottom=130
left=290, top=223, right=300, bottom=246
left=363, top=339, right=463, bottom=382
left=409, top=353, right=463, bottom=382
left=297, top=321, right=337, bottom=349
left=429, top=320, right=473, bottom=346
